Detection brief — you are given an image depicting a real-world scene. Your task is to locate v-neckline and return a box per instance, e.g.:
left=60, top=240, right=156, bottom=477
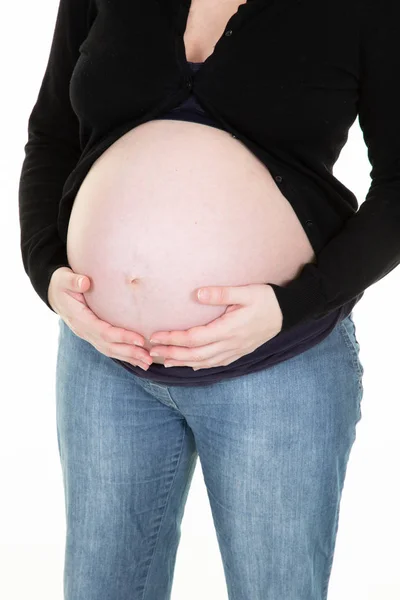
left=154, top=0, right=286, bottom=80
left=179, top=0, right=251, bottom=75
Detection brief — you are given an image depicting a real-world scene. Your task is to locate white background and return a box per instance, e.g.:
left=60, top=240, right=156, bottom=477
left=1, top=1, right=399, bottom=599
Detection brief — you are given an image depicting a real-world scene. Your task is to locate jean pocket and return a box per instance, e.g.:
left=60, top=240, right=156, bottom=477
left=338, top=313, right=364, bottom=387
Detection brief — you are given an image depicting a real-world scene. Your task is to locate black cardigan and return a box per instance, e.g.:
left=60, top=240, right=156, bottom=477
left=18, top=0, right=400, bottom=332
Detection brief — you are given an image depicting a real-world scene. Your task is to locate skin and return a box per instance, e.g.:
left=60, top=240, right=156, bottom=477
left=183, top=0, right=248, bottom=63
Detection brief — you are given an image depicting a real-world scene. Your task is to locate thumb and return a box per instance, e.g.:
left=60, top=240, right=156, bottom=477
left=69, top=272, right=91, bottom=292
left=196, top=284, right=251, bottom=306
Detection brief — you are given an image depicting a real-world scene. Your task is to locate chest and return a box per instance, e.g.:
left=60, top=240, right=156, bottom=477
left=70, top=0, right=360, bottom=153
left=183, top=0, right=247, bottom=62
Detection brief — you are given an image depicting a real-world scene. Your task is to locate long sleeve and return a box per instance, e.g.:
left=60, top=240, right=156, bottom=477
left=18, top=0, right=95, bottom=312
left=268, top=0, right=400, bottom=332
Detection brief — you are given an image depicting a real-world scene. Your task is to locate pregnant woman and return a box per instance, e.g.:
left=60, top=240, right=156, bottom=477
left=18, top=0, right=399, bottom=598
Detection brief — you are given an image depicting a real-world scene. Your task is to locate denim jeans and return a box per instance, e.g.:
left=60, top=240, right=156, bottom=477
left=55, top=313, right=364, bottom=600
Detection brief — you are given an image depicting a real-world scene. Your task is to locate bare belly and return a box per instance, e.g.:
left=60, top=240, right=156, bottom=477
left=66, top=119, right=316, bottom=364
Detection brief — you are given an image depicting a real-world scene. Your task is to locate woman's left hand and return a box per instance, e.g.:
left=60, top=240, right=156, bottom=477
left=149, top=284, right=283, bottom=370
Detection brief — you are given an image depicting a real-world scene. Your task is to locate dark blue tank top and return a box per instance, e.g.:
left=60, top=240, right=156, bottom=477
left=113, top=61, right=356, bottom=386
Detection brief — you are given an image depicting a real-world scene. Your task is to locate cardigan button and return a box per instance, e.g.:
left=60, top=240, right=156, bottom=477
left=224, top=29, right=233, bottom=36
left=306, top=220, right=314, bottom=227
left=275, top=175, right=283, bottom=183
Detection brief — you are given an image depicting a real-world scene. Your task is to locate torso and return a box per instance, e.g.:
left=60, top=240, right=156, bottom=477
left=66, top=0, right=316, bottom=365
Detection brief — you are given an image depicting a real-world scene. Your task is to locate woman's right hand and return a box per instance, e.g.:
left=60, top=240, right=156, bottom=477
left=48, top=267, right=153, bottom=371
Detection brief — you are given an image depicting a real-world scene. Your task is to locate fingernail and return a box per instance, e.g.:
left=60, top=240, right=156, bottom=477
left=198, top=288, right=209, bottom=300
left=134, top=341, right=144, bottom=347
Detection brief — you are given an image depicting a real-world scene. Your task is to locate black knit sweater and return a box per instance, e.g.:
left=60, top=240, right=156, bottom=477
left=18, top=0, right=400, bottom=332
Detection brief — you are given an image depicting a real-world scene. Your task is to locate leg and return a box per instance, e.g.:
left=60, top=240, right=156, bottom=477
left=171, top=314, right=363, bottom=599
left=55, top=318, right=198, bottom=600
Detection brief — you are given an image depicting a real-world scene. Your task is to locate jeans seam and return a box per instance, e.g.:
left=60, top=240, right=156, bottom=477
left=337, top=320, right=363, bottom=392
left=141, top=420, right=188, bottom=599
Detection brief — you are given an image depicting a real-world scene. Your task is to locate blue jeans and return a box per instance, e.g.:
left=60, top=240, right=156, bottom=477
left=55, top=313, right=364, bottom=600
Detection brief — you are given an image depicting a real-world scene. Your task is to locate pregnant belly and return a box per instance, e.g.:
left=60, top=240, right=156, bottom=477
left=66, top=119, right=316, bottom=364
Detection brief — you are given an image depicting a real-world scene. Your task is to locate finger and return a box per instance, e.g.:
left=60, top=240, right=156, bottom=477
left=151, top=340, right=229, bottom=363
left=196, top=284, right=253, bottom=306
left=120, top=359, right=150, bottom=371
left=91, top=340, right=151, bottom=370
left=150, top=310, right=239, bottom=348
left=165, top=349, right=240, bottom=370
left=74, top=304, right=146, bottom=347
left=101, top=323, right=146, bottom=347
left=122, top=360, right=151, bottom=371
left=108, top=342, right=153, bottom=365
